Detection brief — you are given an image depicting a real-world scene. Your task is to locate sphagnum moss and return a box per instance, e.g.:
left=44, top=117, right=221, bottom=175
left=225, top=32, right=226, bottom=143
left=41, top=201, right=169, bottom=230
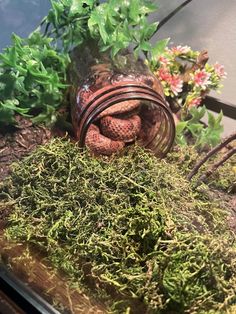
left=0, top=138, right=236, bottom=313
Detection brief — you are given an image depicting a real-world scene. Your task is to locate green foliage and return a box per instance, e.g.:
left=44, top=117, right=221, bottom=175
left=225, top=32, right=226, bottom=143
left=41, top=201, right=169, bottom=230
left=43, top=0, right=97, bottom=51
left=0, top=32, right=69, bottom=126
left=43, top=0, right=166, bottom=58
left=0, top=0, right=168, bottom=127
left=88, top=0, right=162, bottom=58
left=176, top=105, right=224, bottom=149
left=149, top=37, right=170, bottom=63
left=1, top=140, right=236, bottom=313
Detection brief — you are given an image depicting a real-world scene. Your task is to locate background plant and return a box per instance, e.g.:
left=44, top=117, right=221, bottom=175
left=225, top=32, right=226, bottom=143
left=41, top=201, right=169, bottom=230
left=0, top=0, right=169, bottom=127
left=150, top=45, right=226, bottom=149
left=0, top=0, right=227, bottom=152
left=176, top=105, right=224, bottom=149
left=151, top=45, right=226, bottom=112
left=0, top=32, right=69, bottom=125
left=43, top=0, right=167, bottom=57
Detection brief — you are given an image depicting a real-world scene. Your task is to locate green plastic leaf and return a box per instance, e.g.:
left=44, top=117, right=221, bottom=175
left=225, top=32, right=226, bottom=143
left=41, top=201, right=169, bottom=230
left=215, top=110, right=223, bottom=124
left=176, top=121, right=188, bottom=135
left=0, top=46, right=17, bottom=67
left=187, top=123, right=204, bottom=138
left=129, top=0, right=140, bottom=21
left=14, top=77, right=28, bottom=95
left=70, top=0, right=83, bottom=14
left=207, top=111, right=216, bottom=128
left=188, top=105, right=206, bottom=124
left=144, top=22, right=158, bottom=40
left=139, top=41, right=152, bottom=52
left=0, top=73, right=16, bottom=99
left=50, top=1, right=64, bottom=26
left=88, top=7, right=108, bottom=43
left=175, top=134, right=187, bottom=146
left=139, top=1, right=158, bottom=14
left=1, top=99, right=30, bottom=115
left=0, top=105, right=15, bottom=124
left=151, top=38, right=170, bottom=59
left=31, top=104, right=57, bottom=124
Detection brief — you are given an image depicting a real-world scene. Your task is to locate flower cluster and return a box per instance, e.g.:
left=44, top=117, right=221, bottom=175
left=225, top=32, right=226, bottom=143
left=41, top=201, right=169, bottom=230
left=152, top=46, right=227, bottom=111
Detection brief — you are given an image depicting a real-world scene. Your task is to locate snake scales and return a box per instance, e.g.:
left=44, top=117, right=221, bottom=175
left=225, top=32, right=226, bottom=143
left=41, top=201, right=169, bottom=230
left=85, top=100, right=142, bottom=155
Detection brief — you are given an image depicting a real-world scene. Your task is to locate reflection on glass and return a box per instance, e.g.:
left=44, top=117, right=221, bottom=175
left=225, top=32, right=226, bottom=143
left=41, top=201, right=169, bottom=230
left=0, top=0, right=50, bottom=50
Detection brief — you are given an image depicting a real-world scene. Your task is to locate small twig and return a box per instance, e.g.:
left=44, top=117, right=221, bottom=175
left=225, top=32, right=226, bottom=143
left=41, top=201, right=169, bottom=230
left=187, top=131, right=236, bottom=180
left=197, top=147, right=236, bottom=184
left=43, top=22, right=51, bottom=37
left=39, top=16, right=47, bottom=28
left=135, top=0, right=195, bottom=53
left=66, top=284, right=74, bottom=314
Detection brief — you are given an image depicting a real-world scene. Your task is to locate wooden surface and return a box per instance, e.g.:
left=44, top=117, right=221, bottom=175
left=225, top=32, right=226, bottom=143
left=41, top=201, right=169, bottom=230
left=0, top=231, right=106, bottom=314
left=205, top=96, right=236, bottom=120
left=0, top=289, right=26, bottom=314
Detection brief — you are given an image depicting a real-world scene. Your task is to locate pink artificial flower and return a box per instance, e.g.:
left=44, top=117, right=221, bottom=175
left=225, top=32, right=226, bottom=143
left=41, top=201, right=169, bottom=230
left=192, top=69, right=211, bottom=88
left=214, top=62, right=227, bottom=78
left=158, top=67, right=172, bottom=82
left=158, top=56, right=170, bottom=66
left=157, top=68, right=183, bottom=96
left=188, top=97, right=202, bottom=107
left=169, top=74, right=183, bottom=95
left=170, top=45, right=191, bottom=55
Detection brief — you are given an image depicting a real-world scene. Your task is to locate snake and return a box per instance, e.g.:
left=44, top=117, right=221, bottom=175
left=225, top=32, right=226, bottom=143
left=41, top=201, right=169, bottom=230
left=70, top=55, right=170, bottom=156
left=85, top=100, right=142, bottom=155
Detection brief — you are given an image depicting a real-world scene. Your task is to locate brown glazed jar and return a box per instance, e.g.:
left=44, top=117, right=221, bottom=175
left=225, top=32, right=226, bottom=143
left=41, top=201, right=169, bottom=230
left=69, top=46, right=175, bottom=157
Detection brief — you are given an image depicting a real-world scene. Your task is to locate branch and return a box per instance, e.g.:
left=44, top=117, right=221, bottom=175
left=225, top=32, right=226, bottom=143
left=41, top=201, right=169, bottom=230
left=154, top=0, right=195, bottom=35
left=197, top=147, right=236, bottom=184
left=187, top=131, right=236, bottom=180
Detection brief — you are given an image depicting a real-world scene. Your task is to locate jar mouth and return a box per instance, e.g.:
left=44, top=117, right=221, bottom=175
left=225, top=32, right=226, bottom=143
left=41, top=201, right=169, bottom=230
left=76, top=82, right=175, bottom=157
left=76, top=82, right=165, bottom=126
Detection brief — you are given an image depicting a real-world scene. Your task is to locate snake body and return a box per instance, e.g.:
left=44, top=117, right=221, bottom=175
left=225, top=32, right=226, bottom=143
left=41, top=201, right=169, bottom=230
left=85, top=124, right=125, bottom=156
left=85, top=100, right=141, bottom=155
left=100, top=114, right=141, bottom=142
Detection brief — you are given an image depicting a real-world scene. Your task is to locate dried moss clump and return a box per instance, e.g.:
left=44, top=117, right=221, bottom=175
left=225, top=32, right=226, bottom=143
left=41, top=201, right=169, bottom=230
left=209, top=153, right=236, bottom=193
left=1, top=138, right=236, bottom=313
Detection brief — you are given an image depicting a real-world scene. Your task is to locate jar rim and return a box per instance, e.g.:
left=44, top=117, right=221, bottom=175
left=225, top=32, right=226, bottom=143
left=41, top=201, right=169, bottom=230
left=78, top=84, right=175, bottom=157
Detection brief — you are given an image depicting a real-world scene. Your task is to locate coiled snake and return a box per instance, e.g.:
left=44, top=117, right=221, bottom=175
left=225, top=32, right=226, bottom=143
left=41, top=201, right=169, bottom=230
left=70, top=49, right=175, bottom=156
left=85, top=100, right=142, bottom=155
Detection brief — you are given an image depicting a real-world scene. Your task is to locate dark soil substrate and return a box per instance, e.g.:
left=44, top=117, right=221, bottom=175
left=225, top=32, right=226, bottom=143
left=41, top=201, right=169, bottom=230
left=0, top=116, right=52, bottom=182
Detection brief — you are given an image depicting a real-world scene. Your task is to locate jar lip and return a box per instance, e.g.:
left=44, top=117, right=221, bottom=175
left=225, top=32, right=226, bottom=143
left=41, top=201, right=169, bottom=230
left=79, top=90, right=176, bottom=157
left=77, top=82, right=166, bottom=128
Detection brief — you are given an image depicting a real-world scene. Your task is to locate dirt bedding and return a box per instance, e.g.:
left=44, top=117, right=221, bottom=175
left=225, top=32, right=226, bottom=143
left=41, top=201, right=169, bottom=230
left=0, top=116, right=52, bottom=181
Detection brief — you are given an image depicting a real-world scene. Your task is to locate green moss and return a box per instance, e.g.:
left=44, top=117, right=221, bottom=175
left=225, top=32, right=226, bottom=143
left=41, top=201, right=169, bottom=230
left=167, top=145, right=236, bottom=193
left=209, top=154, right=236, bottom=193
left=1, top=138, right=236, bottom=313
